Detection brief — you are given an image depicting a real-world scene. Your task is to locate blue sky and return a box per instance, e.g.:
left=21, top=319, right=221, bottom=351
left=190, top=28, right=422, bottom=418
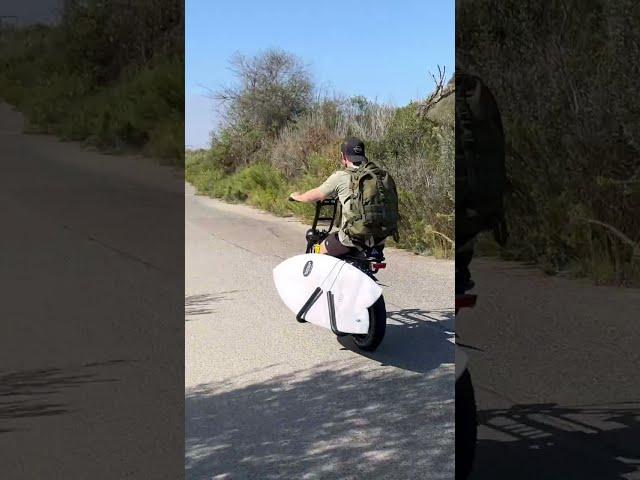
left=186, top=0, right=454, bottom=148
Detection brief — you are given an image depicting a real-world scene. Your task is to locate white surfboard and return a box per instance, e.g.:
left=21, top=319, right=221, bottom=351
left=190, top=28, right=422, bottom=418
left=273, top=254, right=382, bottom=334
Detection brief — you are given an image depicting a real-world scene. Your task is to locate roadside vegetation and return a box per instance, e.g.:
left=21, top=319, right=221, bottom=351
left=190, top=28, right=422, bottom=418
left=0, top=0, right=183, bottom=165
left=459, top=0, right=640, bottom=286
left=186, top=49, right=454, bottom=258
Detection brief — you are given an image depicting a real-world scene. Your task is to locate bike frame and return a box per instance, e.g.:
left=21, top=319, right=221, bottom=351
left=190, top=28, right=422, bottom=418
left=305, top=199, right=338, bottom=253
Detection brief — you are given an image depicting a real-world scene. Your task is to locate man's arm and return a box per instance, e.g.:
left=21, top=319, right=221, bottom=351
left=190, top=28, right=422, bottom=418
left=289, top=188, right=327, bottom=203
left=291, top=172, right=339, bottom=203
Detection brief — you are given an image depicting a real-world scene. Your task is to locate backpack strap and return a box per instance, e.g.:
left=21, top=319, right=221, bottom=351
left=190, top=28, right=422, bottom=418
left=456, top=75, right=478, bottom=200
left=347, top=167, right=360, bottom=209
left=343, top=167, right=360, bottom=234
left=334, top=201, right=343, bottom=229
left=344, top=164, right=371, bottom=249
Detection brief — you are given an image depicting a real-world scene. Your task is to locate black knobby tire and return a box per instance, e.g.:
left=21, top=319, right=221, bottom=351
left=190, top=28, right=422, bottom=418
left=351, top=296, right=386, bottom=352
left=456, top=369, right=477, bottom=480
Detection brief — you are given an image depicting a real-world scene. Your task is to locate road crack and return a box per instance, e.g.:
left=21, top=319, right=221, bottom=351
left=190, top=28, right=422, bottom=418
left=62, top=224, right=177, bottom=276
left=208, top=232, right=286, bottom=261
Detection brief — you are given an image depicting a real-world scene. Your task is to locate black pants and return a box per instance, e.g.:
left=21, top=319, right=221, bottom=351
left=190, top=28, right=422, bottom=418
left=323, top=232, right=354, bottom=256
left=456, top=236, right=475, bottom=294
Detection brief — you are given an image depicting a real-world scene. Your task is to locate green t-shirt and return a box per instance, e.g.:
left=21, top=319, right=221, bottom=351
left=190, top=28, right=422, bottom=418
left=318, top=168, right=358, bottom=247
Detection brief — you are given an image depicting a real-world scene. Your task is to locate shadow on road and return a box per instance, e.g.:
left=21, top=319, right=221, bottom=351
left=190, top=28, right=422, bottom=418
left=186, top=361, right=454, bottom=479
left=471, top=402, right=640, bottom=479
left=0, top=361, right=127, bottom=433
left=185, top=294, right=221, bottom=318
left=458, top=257, right=640, bottom=479
left=338, top=308, right=455, bottom=374
left=186, top=291, right=241, bottom=320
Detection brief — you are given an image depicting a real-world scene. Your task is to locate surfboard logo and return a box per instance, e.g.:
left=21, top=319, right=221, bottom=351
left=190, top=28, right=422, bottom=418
left=303, top=260, right=313, bottom=277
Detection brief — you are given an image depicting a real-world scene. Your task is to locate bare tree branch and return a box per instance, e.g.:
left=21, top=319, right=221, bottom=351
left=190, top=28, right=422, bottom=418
left=418, top=65, right=454, bottom=117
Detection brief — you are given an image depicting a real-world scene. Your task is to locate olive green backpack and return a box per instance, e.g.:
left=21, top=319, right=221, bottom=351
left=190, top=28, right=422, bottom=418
left=342, top=161, right=400, bottom=247
left=456, top=73, right=508, bottom=246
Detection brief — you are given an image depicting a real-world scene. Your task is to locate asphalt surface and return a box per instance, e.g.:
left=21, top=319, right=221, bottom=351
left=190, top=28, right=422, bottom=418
left=0, top=104, right=184, bottom=478
left=185, top=185, right=455, bottom=479
left=459, top=257, right=640, bottom=480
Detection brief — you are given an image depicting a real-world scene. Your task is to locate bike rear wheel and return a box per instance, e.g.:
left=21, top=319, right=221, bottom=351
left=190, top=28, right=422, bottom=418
left=456, top=369, right=477, bottom=480
left=351, top=296, right=386, bottom=351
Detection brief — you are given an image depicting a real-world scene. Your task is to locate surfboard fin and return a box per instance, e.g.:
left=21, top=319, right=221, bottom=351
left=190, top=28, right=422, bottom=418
left=296, top=287, right=323, bottom=322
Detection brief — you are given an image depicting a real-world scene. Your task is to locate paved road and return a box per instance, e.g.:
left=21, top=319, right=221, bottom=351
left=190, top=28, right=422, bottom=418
left=459, top=257, right=640, bottom=480
left=185, top=185, right=455, bottom=479
left=0, top=104, right=184, bottom=478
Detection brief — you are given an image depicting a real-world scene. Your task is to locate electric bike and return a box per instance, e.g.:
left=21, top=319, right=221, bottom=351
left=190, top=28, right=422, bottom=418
left=291, top=197, right=388, bottom=351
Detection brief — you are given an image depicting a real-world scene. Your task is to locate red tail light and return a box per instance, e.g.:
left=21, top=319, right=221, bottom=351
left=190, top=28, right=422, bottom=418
left=372, top=263, right=386, bottom=269
left=455, top=294, right=477, bottom=310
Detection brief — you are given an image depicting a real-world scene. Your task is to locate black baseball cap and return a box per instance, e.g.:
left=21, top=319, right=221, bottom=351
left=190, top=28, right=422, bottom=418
left=341, top=137, right=367, bottom=164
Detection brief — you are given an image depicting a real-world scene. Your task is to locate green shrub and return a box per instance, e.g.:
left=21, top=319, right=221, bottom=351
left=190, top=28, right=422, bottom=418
left=187, top=49, right=455, bottom=257
left=186, top=96, right=454, bottom=257
left=0, top=6, right=183, bottom=165
left=458, top=0, right=640, bottom=285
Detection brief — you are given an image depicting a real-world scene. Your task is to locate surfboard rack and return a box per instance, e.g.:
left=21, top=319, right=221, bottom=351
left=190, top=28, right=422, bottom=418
left=327, top=291, right=348, bottom=337
left=296, top=287, right=323, bottom=322
left=296, top=287, right=348, bottom=336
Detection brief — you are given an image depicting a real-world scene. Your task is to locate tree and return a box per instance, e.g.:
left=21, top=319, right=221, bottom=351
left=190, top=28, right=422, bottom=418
left=214, top=49, right=313, bottom=137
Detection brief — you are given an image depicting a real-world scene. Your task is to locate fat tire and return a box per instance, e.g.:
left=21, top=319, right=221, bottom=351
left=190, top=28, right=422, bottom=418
left=351, top=296, right=386, bottom=352
left=456, top=369, right=477, bottom=480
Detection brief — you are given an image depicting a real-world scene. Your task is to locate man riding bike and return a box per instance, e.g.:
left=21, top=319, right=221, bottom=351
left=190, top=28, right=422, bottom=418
left=290, top=137, right=394, bottom=256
